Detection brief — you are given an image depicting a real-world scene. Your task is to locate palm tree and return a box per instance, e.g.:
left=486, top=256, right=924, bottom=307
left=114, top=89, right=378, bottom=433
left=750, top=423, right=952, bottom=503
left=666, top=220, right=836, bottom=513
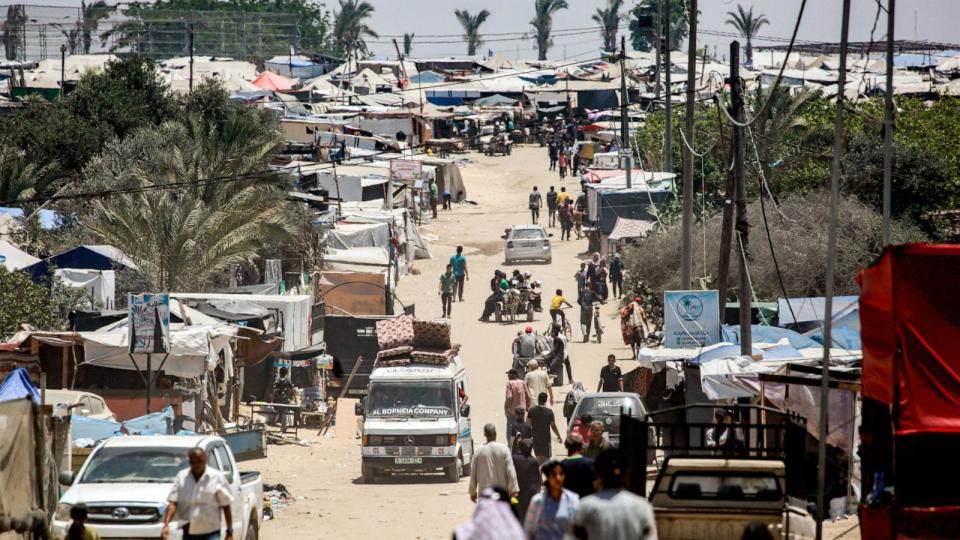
left=403, top=32, right=414, bottom=56
left=725, top=4, right=769, bottom=66
left=454, top=9, right=490, bottom=57
left=2, top=5, right=27, bottom=61
left=0, top=144, right=60, bottom=206
left=333, top=0, right=378, bottom=58
left=80, top=0, right=113, bottom=54
left=80, top=113, right=299, bottom=291
left=748, top=85, right=823, bottom=188
left=592, top=0, right=623, bottom=53
left=530, top=0, right=568, bottom=61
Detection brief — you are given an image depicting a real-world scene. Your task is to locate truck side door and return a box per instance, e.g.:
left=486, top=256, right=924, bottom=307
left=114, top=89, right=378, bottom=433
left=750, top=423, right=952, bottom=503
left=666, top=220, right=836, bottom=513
left=210, top=443, right=244, bottom=537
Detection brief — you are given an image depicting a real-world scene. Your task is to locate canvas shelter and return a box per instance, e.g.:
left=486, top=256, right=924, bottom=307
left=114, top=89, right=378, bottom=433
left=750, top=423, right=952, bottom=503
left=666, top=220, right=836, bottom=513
left=0, top=239, right=40, bottom=270
left=24, top=244, right=136, bottom=282
left=252, top=70, right=296, bottom=91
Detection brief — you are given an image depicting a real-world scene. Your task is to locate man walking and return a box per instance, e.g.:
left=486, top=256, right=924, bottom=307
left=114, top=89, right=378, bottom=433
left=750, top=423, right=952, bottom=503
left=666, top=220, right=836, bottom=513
left=578, top=286, right=597, bottom=343
left=505, top=368, right=531, bottom=438
left=548, top=139, right=558, bottom=171
left=450, top=246, right=468, bottom=302
left=597, top=354, right=623, bottom=392
left=609, top=254, right=624, bottom=299
left=429, top=178, right=439, bottom=219
left=469, top=424, right=519, bottom=502
left=527, top=392, right=563, bottom=463
left=529, top=186, right=543, bottom=224
left=569, top=449, right=658, bottom=539
left=439, top=263, right=455, bottom=318
left=162, top=448, right=233, bottom=540
left=562, top=433, right=596, bottom=498
left=524, top=359, right=553, bottom=406
left=546, top=186, right=558, bottom=228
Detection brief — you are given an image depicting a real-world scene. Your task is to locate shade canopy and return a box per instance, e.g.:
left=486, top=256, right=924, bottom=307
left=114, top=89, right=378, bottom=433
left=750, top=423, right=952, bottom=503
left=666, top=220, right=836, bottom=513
left=252, top=71, right=296, bottom=91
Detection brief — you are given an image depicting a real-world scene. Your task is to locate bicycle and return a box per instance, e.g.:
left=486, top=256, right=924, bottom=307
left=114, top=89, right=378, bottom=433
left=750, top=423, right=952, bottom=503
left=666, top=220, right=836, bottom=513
left=593, top=302, right=604, bottom=344
left=546, top=306, right=573, bottom=341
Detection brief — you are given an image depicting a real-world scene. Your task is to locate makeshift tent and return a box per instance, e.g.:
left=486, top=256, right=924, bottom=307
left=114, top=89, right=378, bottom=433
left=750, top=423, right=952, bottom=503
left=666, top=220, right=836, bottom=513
left=0, top=367, right=40, bottom=403
left=317, top=271, right=386, bottom=316
left=81, top=325, right=237, bottom=378
left=252, top=70, right=295, bottom=91
left=608, top=217, right=654, bottom=241
left=54, top=269, right=117, bottom=309
left=0, top=399, right=40, bottom=534
left=858, top=243, right=960, bottom=434
left=25, top=244, right=136, bottom=281
left=777, top=295, right=859, bottom=330
left=328, top=222, right=391, bottom=251
left=473, top=93, right=520, bottom=107
left=0, top=239, right=40, bottom=270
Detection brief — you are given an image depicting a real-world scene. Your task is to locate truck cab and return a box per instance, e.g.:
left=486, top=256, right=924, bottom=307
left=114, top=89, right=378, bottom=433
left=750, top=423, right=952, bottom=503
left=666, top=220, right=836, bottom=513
left=360, top=356, right=473, bottom=483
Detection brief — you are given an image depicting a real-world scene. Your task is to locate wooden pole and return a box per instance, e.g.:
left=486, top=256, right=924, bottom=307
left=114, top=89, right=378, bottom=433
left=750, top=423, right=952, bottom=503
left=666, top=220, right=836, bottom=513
left=730, top=41, right=751, bottom=355
left=680, top=0, right=697, bottom=289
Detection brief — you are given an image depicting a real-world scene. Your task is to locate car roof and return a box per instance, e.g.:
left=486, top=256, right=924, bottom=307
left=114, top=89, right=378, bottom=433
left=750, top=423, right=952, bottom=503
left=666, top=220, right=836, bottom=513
left=45, top=389, right=98, bottom=401
left=99, top=435, right=223, bottom=449
left=580, top=392, right=640, bottom=399
left=666, top=458, right=786, bottom=472
left=509, top=225, right=545, bottom=230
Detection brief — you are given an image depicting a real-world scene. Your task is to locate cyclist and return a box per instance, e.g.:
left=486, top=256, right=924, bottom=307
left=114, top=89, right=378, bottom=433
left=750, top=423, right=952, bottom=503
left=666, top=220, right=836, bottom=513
left=549, top=289, right=573, bottom=328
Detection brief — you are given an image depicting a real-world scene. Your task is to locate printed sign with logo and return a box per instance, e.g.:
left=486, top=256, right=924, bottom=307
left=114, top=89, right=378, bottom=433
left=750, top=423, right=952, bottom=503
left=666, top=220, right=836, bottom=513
left=389, top=159, right=422, bottom=182
left=663, top=290, right=720, bottom=348
left=128, top=293, right=171, bottom=354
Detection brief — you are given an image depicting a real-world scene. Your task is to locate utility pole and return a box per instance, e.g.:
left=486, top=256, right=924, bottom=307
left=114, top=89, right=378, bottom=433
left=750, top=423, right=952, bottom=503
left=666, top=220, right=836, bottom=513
left=817, top=1, right=851, bottom=538
left=620, top=36, right=633, bottom=189
left=662, top=0, right=673, bottom=173
left=654, top=0, right=662, bottom=100
left=730, top=41, right=751, bottom=356
left=882, top=0, right=895, bottom=245
left=59, top=43, right=66, bottom=99
left=187, top=24, right=194, bottom=94
left=680, top=0, right=697, bottom=289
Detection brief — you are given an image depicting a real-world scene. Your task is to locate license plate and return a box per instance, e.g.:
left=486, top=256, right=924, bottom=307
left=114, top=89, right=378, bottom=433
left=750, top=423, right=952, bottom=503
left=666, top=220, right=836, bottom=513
left=395, top=457, right=422, bottom=464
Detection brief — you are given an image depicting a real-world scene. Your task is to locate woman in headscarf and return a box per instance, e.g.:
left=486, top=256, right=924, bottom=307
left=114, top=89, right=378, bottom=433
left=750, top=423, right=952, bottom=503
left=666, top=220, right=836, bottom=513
left=563, top=381, right=587, bottom=428
left=453, top=487, right=525, bottom=540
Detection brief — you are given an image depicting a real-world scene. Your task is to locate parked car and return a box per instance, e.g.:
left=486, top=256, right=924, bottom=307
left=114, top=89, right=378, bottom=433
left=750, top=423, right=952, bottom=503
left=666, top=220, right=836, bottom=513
left=53, top=435, right=263, bottom=540
left=502, top=225, right=552, bottom=265
left=568, top=392, right=647, bottom=447
left=45, top=389, right=116, bottom=421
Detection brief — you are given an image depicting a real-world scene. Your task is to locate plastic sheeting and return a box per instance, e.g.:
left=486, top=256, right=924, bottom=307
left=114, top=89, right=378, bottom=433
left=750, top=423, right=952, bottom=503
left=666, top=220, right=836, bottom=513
left=55, top=269, right=116, bottom=310
left=0, top=399, right=38, bottom=530
left=328, top=222, right=391, bottom=251
left=81, top=325, right=237, bottom=377
left=317, top=271, right=385, bottom=316
left=722, top=324, right=822, bottom=350
left=71, top=405, right=176, bottom=443
left=0, top=239, right=40, bottom=270
left=0, top=367, right=39, bottom=403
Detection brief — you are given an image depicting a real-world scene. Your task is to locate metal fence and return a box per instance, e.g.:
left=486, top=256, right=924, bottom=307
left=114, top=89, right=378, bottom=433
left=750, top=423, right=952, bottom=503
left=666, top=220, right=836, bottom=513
left=2, top=4, right=306, bottom=61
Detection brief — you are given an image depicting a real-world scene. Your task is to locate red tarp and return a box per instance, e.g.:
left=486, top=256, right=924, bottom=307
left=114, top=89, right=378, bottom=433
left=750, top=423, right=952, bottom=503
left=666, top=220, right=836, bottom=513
left=857, top=243, right=960, bottom=435
left=251, top=71, right=295, bottom=91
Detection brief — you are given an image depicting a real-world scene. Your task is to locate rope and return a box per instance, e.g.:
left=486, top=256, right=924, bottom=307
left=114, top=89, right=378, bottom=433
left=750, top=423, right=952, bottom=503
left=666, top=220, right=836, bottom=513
left=736, top=231, right=771, bottom=326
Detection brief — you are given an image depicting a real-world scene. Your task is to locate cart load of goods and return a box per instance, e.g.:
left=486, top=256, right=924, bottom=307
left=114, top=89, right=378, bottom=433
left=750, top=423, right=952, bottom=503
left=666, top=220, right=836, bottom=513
left=374, top=315, right=460, bottom=367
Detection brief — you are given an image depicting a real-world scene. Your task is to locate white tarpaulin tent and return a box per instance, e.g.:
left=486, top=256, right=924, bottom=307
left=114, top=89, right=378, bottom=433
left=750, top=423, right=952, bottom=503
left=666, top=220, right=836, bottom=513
left=81, top=324, right=237, bottom=378
left=55, top=269, right=116, bottom=309
left=327, top=222, right=391, bottom=251
left=0, top=239, right=40, bottom=270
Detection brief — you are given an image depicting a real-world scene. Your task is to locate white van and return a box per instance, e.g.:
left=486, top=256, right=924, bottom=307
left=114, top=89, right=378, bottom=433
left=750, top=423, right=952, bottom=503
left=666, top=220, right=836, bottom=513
left=359, top=356, right=474, bottom=483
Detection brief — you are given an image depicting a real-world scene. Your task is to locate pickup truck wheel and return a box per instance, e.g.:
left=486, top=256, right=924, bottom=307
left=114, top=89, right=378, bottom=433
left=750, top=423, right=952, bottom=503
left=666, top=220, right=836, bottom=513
left=361, top=462, right=376, bottom=484
left=245, top=518, right=259, bottom=540
left=446, top=456, right=462, bottom=482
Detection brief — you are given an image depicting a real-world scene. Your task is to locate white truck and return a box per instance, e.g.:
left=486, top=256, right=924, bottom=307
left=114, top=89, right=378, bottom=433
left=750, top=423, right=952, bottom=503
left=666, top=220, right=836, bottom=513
left=359, top=356, right=474, bottom=483
left=52, top=435, right=263, bottom=540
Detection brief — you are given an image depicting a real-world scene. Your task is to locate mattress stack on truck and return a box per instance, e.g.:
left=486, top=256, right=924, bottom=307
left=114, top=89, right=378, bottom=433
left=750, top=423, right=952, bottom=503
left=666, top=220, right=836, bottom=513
left=374, top=315, right=460, bottom=367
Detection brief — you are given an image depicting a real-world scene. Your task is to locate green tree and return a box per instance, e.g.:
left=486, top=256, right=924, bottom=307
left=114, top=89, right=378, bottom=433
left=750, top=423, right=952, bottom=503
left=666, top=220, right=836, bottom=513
left=0, top=266, right=89, bottom=336
left=530, top=0, right=568, bottom=61
left=0, top=144, right=60, bottom=206
left=592, top=0, right=623, bottom=53
left=629, top=0, right=688, bottom=52
left=725, top=4, right=769, bottom=66
left=454, top=9, right=490, bottom=57
left=57, top=1, right=115, bottom=55
left=403, top=33, right=414, bottom=56
left=79, top=111, right=299, bottom=291
left=333, top=0, right=378, bottom=58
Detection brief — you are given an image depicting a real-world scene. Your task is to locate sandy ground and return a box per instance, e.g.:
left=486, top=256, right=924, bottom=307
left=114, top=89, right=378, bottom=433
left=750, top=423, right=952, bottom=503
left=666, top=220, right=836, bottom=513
left=253, top=145, right=859, bottom=539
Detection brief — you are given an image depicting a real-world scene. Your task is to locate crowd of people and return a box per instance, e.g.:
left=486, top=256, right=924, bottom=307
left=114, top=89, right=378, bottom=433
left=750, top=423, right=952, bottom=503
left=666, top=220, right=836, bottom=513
left=462, top=425, right=658, bottom=540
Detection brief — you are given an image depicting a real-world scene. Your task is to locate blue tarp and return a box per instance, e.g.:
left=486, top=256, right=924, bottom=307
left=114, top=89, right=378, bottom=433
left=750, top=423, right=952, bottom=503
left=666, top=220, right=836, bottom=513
left=809, top=327, right=862, bottom=351
left=722, top=324, right=822, bottom=350
left=25, top=245, right=135, bottom=282
left=70, top=405, right=176, bottom=442
left=0, top=368, right=40, bottom=403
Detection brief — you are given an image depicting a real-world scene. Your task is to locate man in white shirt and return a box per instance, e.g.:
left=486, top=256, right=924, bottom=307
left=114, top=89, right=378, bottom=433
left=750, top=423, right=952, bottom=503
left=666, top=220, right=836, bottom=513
left=525, top=359, right=553, bottom=406
left=162, top=448, right=234, bottom=540
left=469, top=424, right=520, bottom=503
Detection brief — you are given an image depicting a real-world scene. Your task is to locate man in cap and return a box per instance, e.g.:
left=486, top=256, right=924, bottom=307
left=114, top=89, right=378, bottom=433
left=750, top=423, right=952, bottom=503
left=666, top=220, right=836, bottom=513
left=517, top=326, right=538, bottom=359
left=524, top=358, right=553, bottom=406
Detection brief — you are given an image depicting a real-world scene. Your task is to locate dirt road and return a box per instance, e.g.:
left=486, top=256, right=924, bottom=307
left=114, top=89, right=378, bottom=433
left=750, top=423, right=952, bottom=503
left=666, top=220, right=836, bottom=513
left=254, top=145, right=859, bottom=539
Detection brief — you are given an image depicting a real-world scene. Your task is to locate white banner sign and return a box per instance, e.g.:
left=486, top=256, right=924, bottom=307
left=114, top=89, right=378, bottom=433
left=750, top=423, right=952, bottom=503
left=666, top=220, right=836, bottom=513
left=663, top=290, right=721, bottom=349
left=389, top=159, right=422, bottom=182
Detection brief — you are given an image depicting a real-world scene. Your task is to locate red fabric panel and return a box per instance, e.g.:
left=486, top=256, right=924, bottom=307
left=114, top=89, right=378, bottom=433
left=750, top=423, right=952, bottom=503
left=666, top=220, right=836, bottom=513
left=857, top=251, right=895, bottom=404
left=892, top=244, right=960, bottom=434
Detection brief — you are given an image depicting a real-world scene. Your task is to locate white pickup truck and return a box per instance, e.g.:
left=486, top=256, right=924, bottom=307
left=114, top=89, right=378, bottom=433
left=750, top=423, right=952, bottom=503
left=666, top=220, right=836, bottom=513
left=52, top=435, right=263, bottom=540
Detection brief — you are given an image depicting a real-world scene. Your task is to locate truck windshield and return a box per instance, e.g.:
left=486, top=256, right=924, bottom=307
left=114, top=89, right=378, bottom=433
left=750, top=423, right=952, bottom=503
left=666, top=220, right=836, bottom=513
left=80, top=448, right=189, bottom=483
left=669, top=473, right=782, bottom=501
left=366, top=381, right=454, bottom=418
